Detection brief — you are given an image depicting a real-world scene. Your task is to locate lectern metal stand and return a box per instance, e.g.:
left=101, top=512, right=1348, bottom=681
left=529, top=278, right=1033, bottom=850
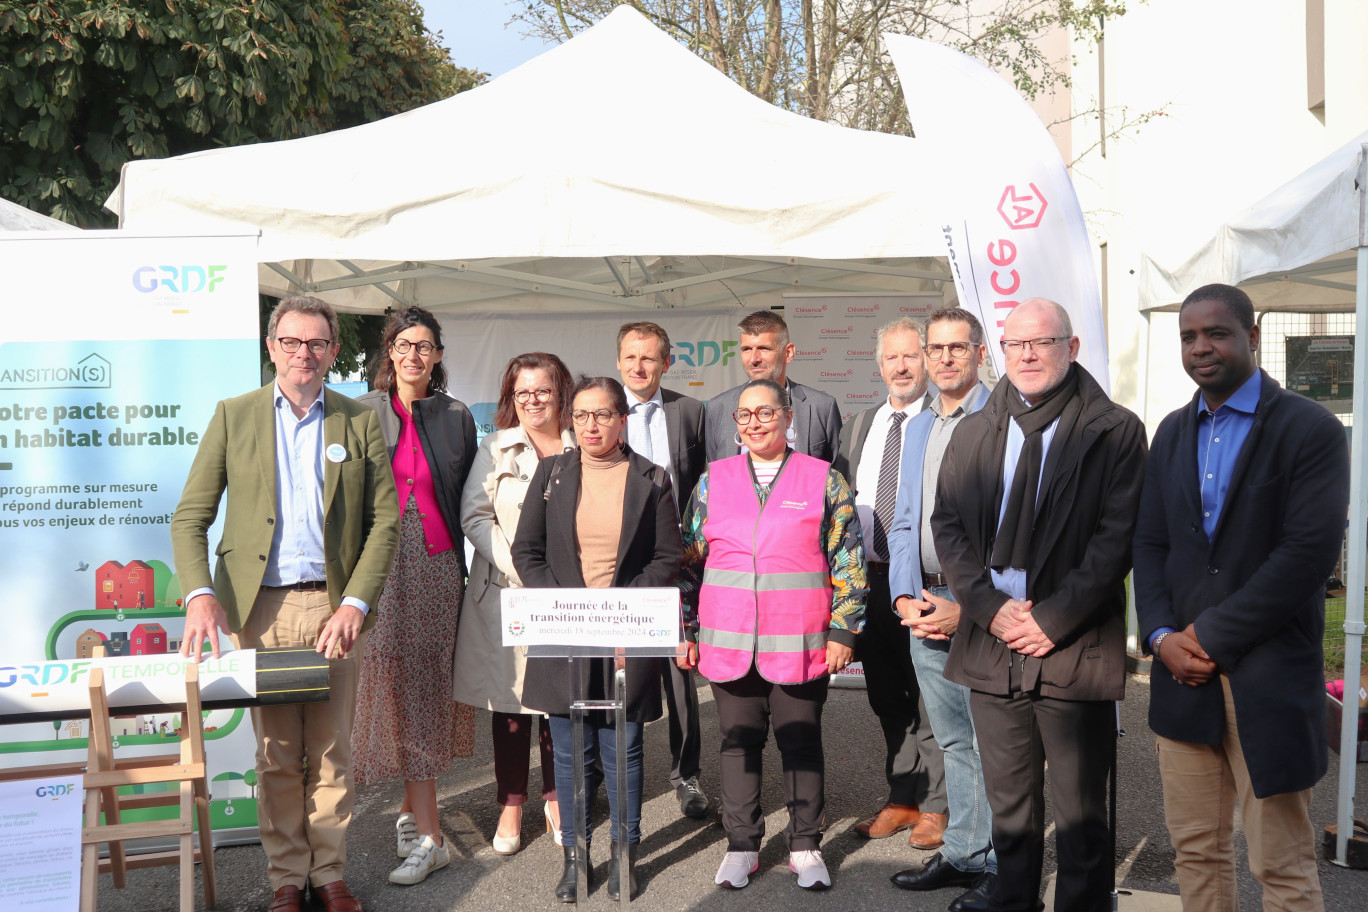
left=533, top=643, right=675, bottom=909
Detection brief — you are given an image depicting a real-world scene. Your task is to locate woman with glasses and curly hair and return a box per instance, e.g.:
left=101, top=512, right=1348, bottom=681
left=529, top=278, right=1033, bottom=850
left=454, top=352, right=575, bottom=856
left=352, top=306, right=478, bottom=886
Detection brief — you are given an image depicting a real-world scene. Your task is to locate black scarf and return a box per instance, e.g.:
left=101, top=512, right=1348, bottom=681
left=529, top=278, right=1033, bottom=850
left=990, top=365, right=1080, bottom=572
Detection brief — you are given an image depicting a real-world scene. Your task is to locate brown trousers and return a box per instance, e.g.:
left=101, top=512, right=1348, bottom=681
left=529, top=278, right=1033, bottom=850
left=237, top=588, right=366, bottom=891
left=1156, top=675, right=1323, bottom=912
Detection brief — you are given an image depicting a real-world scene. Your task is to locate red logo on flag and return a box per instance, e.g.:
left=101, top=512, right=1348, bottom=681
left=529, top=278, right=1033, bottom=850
left=997, top=184, right=1048, bottom=230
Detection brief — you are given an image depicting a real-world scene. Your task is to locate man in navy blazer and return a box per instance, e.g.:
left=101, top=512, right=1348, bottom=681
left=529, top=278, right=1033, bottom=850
left=616, top=321, right=710, bottom=820
left=1134, top=284, right=1347, bottom=912
left=704, top=310, right=841, bottom=463
left=886, top=308, right=997, bottom=912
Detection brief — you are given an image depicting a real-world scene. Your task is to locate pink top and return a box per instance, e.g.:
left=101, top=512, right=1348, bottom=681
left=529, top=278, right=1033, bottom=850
left=390, top=395, right=454, bottom=556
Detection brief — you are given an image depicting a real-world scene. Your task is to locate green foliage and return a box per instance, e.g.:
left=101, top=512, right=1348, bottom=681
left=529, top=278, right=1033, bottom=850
left=0, top=0, right=486, bottom=227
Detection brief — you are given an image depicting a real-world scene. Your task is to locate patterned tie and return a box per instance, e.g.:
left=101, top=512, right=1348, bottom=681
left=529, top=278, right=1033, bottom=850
left=871, top=411, right=907, bottom=560
left=639, top=401, right=658, bottom=463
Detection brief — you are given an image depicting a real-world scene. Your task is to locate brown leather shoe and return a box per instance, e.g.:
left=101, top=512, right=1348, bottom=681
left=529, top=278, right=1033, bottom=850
left=853, top=802, right=922, bottom=839
left=908, top=811, right=948, bottom=849
left=268, top=885, right=305, bottom=912
left=311, top=880, right=363, bottom=912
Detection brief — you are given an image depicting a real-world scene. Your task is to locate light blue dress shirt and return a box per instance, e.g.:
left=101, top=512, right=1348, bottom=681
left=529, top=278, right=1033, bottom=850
left=185, top=383, right=369, bottom=615
left=1196, top=369, right=1261, bottom=539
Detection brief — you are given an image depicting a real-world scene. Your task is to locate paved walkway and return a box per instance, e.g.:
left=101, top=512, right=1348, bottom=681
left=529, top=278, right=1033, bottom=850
left=95, top=675, right=1367, bottom=911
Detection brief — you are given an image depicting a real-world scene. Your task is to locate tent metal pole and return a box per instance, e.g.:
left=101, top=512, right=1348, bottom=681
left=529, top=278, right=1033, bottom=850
left=1335, top=238, right=1367, bottom=866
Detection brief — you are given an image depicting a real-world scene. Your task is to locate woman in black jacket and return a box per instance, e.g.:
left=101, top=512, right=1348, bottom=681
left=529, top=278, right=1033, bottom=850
left=512, top=376, right=682, bottom=902
left=352, top=306, right=478, bottom=886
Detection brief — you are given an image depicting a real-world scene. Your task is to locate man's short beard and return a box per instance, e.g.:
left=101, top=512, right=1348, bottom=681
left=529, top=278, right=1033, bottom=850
left=888, top=380, right=927, bottom=407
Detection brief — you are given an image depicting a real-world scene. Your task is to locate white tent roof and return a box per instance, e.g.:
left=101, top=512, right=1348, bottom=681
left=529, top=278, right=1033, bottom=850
left=1, top=197, right=70, bottom=232
left=108, top=6, right=949, bottom=313
left=1138, top=130, right=1367, bottom=312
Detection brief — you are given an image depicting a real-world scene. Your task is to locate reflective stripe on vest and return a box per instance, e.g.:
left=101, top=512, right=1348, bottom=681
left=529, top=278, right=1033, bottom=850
left=697, top=452, right=832, bottom=684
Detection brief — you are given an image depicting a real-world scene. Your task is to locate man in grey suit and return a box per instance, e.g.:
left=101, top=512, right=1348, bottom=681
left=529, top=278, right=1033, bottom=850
left=617, top=321, right=711, bottom=819
left=704, top=310, right=842, bottom=462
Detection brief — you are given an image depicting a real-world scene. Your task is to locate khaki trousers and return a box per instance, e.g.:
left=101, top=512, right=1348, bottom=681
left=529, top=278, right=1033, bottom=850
left=237, top=588, right=366, bottom=891
left=1156, top=675, right=1323, bottom=912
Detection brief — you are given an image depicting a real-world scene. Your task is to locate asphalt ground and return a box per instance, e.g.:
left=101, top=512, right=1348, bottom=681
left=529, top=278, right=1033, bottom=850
left=95, top=673, right=1368, bottom=912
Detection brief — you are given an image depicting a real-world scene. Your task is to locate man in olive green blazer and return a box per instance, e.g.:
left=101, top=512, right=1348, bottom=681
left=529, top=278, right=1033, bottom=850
left=171, top=297, right=398, bottom=912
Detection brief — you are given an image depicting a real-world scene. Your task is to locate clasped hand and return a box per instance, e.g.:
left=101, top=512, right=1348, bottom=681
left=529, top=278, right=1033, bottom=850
left=990, top=598, right=1054, bottom=657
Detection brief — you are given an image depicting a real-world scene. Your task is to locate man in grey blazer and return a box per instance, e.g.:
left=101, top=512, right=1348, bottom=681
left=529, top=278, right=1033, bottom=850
left=704, top=310, right=842, bottom=462
left=617, top=321, right=710, bottom=819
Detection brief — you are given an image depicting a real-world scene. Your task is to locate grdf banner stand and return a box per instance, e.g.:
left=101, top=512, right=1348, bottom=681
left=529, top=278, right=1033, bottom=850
left=503, top=587, right=682, bottom=908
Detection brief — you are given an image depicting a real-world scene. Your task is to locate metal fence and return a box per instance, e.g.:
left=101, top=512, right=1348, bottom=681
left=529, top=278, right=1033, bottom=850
left=1256, top=311, right=1354, bottom=674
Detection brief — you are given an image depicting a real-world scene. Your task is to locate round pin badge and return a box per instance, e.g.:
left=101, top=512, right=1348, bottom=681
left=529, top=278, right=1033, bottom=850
left=326, top=443, right=348, bottom=463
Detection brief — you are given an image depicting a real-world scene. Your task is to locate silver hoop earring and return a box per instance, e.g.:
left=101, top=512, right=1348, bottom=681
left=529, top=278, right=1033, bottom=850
left=733, top=431, right=744, bottom=447
left=785, top=426, right=797, bottom=442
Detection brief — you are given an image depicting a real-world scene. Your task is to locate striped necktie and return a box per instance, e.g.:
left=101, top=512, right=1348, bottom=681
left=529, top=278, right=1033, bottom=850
left=871, top=411, right=907, bottom=560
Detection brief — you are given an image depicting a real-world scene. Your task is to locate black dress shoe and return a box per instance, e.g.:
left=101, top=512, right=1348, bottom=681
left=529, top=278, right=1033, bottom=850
left=890, top=853, right=980, bottom=891
left=949, top=872, right=997, bottom=912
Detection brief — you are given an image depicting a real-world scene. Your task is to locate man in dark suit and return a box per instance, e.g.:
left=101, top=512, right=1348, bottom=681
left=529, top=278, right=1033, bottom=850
left=617, top=321, right=710, bottom=819
left=172, top=296, right=399, bottom=912
left=1134, top=284, right=1346, bottom=912
left=933, top=298, right=1146, bottom=912
left=704, top=310, right=841, bottom=463
left=832, top=317, right=947, bottom=849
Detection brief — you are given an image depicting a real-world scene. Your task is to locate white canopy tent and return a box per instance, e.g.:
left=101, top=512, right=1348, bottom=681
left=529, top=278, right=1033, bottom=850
left=0, top=197, right=70, bottom=232
left=108, top=6, right=952, bottom=314
left=1138, top=133, right=1368, bottom=866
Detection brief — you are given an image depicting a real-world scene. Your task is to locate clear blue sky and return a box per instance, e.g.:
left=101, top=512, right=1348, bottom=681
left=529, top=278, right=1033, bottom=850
left=420, top=0, right=557, bottom=78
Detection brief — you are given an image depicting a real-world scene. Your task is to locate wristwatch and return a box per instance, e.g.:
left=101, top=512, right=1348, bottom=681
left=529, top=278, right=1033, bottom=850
left=1152, top=631, right=1171, bottom=655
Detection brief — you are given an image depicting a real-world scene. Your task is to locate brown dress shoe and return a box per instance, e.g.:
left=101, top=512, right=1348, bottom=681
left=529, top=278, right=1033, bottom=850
left=268, top=885, right=305, bottom=912
left=853, top=802, right=922, bottom=839
left=908, top=811, right=948, bottom=849
left=311, top=880, right=363, bottom=912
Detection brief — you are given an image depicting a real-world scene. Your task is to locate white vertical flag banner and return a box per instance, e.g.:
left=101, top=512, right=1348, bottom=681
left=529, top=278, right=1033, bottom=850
left=885, top=34, right=1109, bottom=389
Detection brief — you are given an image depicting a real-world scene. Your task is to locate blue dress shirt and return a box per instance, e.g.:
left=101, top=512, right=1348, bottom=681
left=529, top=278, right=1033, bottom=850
left=1148, top=369, right=1261, bottom=650
left=1196, top=370, right=1261, bottom=539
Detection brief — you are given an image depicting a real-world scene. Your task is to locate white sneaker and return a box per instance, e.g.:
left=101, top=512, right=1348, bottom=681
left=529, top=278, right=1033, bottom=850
left=396, top=812, right=419, bottom=858
left=715, top=850, right=759, bottom=889
left=789, top=849, right=830, bottom=890
left=389, top=834, right=451, bottom=885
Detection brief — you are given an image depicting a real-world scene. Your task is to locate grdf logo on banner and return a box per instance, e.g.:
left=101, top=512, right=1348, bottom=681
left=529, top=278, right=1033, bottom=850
left=132, top=265, right=228, bottom=294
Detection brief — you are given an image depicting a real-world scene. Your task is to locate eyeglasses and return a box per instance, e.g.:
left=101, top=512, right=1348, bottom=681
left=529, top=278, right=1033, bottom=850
left=391, top=339, right=439, bottom=356
left=1000, top=337, right=1066, bottom=355
left=571, top=409, right=621, bottom=426
left=925, top=342, right=973, bottom=361
left=733, top=406, right=787, bottom=425
left=274, top=337, right=334, bottom=356
left=513, top=388, right=554, bottom=404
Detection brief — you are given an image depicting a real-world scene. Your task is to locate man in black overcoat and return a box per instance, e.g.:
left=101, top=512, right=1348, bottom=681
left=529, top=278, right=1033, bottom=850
left=933, top=298, right=1147, bottom=912
left=1133, top=283, right=1347, bottom=912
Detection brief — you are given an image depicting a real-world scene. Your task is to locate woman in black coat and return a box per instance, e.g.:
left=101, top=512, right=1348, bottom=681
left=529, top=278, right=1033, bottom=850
left=512, top=375, right=682, bottom=902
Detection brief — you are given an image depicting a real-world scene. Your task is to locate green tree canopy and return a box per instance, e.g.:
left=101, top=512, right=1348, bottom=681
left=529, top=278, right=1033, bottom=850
left=0, top=0, right=484, bottom=227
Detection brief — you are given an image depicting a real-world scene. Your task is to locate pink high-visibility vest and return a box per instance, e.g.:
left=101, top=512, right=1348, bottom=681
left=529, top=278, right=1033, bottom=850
left=697, top=452, right=833, bottom=684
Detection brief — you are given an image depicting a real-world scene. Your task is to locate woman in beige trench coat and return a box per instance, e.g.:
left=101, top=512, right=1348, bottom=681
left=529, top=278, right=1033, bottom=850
left=454, top=352, right=576, bottom=855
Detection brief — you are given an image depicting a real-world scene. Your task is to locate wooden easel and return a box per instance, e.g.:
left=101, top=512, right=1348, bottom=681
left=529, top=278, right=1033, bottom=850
left=78, top=659, right=218, bottom=912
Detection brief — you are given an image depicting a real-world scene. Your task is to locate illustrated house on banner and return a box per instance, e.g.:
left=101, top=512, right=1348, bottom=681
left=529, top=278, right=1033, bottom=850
left=95, top=559, right=155, bottom=611
left=76, top=628, right=108, bottom=659
left=131, top=623, right=167, bottom=655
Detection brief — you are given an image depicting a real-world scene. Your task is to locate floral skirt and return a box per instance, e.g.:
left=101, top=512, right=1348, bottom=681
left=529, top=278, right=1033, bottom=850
left=353, top=498, right=475, bottom=783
